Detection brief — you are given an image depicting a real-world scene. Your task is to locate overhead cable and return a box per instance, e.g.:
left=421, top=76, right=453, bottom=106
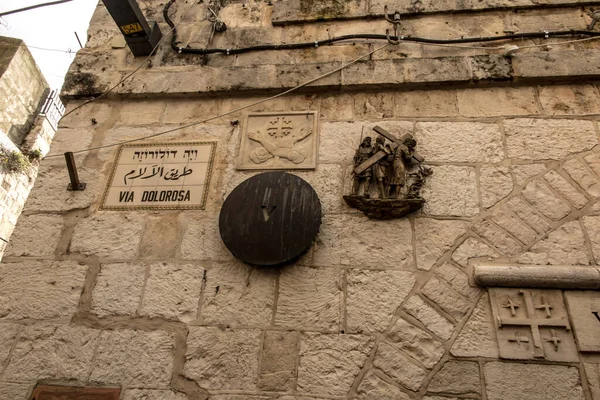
left=0, top=0, right=74, bottom=17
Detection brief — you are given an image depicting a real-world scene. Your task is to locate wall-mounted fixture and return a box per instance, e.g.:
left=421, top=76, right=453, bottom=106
left=101, top=0, right=162, bottom=56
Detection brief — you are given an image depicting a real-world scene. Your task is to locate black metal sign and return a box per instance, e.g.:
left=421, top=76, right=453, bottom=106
left=219, top=172, right=322, bottom=266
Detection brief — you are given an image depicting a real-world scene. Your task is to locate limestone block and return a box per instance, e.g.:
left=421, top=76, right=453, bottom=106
left=584, top=152, right=600, bottom=177
left=342, top=60, right=404, bottom=88
left=452, top=237, right=500, bottom=268
left=522, top=178, right=572, bottom=220
left=319, top=122, right=363, bottom=164
left=403, top=296, right=454, bottom=340
left=201, top=262, right=276, bottom=326
left=180, top=215, right=234, bottom=261
left=514, top=50, right=600, bottom=80
left=480, top=165, right=514, bottom=209
left=44, top=129, right=94, bottom=166
left=471, top=55, right=513, bottom=81
left=0, top=323, right=20, bottom=366
left=272, top=0, right=368, bottom=24
left=258, top=331, right=298, bottom=391
left=185, top=327, right=260, bottom=390
left=320, top=94, right=354, bottom=121
left=436, top=262, right=481, bottom=299
left=275, top=266, right=341, bottom=331
left=3, top=324, right=99, bottom=381
left=139, top=215, right=183, bottom=259
left=0, top=260, right=87, bottom=320
left=346, top=269, right=416, bottom=333
left=491, top=208, right=537, bottom=245
left=356, top=370, right=411, bottom=400
left=564, top=158, right=600, bottom=197
left=414, top=122, right=503, bottom=163
left=422, top=166, right=479, bottom=217
left=539, top=84, right=600, bottom=115
left=472, top=220, right=523, bottom=257
left=387, top=318, right=445, bottom=369
left=71, top=214, right=145, bottom=259
left=404, top=57, right=471, bottom=84
left=520, top=220, right=590, bottom=265
left=24, top=164, right=99, bottom=212
left=415, top=218, right=469, bottom=271
left=394, top=90, right=457, bottom=117
left=544, top=170, right=588, bottom=209
left=292, top=165, right=344, bottom=214
left=91, top=263, right=145, bottom=317
left=584, top=363, right=600, bottom=400
left=353, top=93, right=394, bottom=119
left=457, top=87, right=538, bottom=117
left=122, top=389, right=187, bottom=400
left=140, top=263, right=203, bottom=322
left=506, top=197, right=551, bottom=234
left=91, top=329, right=175, bottom=387
left=162, top=98, right=220, bottom=125
left=297, top=333, right=374, bottom=396
left=276, top=62, right=342, bottom=88
left=422, top=277, right=470, bottom=319
left=341, top=215, right=413, bottom=269
left=4, top=214, right=63, bottom=257
left=372, top=342, right=428, bottom=391
left=428, top=361, right=480, bottom=395
left=0, top=383, right=31, bottom=400
left=451, top=294, right=499, bottom=358
left=512, top=164, right=547, bottom=185
left=311, top=214, right=344, bottom=266
left=483, top=362, right=584, bottom=400
left=504, top=119, right=597, bottom=161
left=583, top=216, right=600, bottom=262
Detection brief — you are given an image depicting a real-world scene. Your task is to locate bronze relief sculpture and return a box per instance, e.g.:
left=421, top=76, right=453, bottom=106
left=344, top=125, right=432, bottom=219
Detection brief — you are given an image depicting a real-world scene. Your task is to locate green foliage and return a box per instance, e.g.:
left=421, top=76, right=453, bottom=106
left=28, top=149, right=42, bottom=161
left=0, top=148, right=33, bottom=174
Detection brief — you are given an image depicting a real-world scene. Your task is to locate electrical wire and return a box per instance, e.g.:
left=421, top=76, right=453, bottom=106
left=44, top=42, right=391, bottom=158
left=28, top=45, right=76, bottom=54
left=0, top=0, right=73, bottom=17
left=59, top=0, right=197, bottom=122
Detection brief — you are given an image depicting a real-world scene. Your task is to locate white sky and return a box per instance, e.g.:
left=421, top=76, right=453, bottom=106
left=0, top=0, right=98, bottom=89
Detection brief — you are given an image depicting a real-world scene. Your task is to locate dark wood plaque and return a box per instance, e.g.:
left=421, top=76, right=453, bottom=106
left=219, top=172, right=322, bottom=266
left=30, top=385, right=120, bottom=400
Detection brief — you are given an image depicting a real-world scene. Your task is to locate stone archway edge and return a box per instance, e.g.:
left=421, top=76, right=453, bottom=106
left=473, top=263, right=600, bottom=289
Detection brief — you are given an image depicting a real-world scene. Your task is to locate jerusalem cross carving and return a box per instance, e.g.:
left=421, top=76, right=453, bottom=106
left=489, top=288, right=579, bottom=362
left=237, top=111, right=318, bottom=170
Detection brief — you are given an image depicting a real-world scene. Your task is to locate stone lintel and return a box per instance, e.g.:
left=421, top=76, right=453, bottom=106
left=473, top=263, right=600, bottom=289
left=61, top=50, right=600, bottom=100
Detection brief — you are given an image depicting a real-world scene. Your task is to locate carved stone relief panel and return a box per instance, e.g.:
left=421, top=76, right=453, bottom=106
left=489, top=288, right=578, bottom=362
left=565, top=291, right=600, bottom=352
left=237, top=111, right=318, bottom=170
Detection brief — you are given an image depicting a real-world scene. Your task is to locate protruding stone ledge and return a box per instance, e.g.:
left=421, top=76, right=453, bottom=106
left=473, top=263, right=600, bottom=289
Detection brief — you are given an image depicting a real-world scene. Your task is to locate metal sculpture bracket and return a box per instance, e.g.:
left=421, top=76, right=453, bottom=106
left=343, top=125, right=432, bottom=220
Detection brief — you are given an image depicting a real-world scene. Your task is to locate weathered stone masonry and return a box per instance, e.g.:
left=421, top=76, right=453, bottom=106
left=3, top=0, right=600, bottom=399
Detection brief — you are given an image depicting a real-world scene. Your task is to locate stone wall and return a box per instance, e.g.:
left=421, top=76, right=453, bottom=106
left=3, top=1, right=600, bottom=399
left=0, top=37, right=49, bottom=146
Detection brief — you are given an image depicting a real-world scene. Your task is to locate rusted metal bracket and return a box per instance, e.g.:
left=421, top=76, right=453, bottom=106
left=65, top=152, right=86, bottom=191
left=384, top=5, right=402, bottom=45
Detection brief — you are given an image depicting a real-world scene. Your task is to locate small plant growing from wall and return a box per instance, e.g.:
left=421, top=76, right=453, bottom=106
left=0, top=147, right=39, bottom=174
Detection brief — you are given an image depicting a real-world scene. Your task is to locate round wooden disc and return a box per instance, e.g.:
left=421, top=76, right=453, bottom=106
left=219, top=172, right=322, bottom=266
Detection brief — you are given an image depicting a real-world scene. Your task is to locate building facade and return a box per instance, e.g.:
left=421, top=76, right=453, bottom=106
left=0, top=36, right=57, bottom=259
left=2, top=0, right=600, bottom=399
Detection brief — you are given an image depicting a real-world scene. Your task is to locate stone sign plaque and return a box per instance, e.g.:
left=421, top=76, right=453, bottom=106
left=489, top=288, right=578, bottom=362
left=565, top=291, right=600, bottom=352
left=237, top=111, right=318, bottom=170
left=101, top=142, right=216, bottom=210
